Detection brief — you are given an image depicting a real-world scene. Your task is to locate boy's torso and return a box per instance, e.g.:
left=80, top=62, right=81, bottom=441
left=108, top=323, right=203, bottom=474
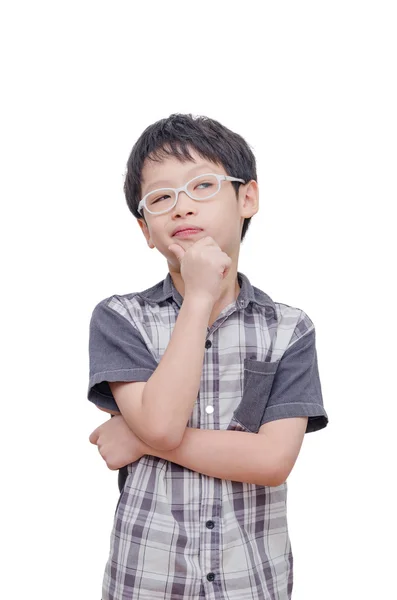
left=97, top=271, right=315, bottom=600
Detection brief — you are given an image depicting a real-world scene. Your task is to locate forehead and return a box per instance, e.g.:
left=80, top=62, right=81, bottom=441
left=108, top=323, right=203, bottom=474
left=141, top=147, right=225, bottom=193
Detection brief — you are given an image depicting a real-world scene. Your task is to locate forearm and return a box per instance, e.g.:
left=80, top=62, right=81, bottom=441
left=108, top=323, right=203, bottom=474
left=146, top=428, right=281, bottom=487
left=140, top=295, right=212, bottom=448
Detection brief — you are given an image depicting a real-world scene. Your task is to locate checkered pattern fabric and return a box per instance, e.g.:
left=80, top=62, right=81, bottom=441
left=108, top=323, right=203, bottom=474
left=88, top=271, right=328, bottom=599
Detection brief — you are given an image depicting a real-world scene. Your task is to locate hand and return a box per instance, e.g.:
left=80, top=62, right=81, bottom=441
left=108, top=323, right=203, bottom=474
left=89, top=414, right=148, bottom=470
left=168, top=236, right=232, bottom=305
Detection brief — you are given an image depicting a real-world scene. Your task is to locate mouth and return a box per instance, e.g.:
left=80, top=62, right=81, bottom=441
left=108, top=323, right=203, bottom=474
left=172, top=228, right=203, bottom=238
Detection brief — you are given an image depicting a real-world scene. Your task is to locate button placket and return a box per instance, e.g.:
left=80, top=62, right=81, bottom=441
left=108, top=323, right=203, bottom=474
left=204, top=339, right=213, bottom=414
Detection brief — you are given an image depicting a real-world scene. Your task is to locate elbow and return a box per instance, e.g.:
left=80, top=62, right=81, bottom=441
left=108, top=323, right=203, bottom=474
left=270, top=467, right=288, bottom=487
left=151, top=436, right=182, bottom=452
left=122, top=412, right=183, bottom=452
left=143, top=427, right=184, bottom=452
left=271, top=475, right=285, bottom=487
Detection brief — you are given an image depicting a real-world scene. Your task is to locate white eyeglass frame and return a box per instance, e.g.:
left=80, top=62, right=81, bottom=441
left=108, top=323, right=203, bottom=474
left=137, top=173, right=246, bottom=216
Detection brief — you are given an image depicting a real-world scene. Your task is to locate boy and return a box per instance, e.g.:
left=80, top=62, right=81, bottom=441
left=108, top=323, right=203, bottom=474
left=87, top=113, right=329, bottom=600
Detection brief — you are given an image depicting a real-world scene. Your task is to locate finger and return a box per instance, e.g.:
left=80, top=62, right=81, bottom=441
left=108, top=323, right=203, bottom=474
left=89, top=427, right=100, bottom=444
left=168, top=243, right=185, bottom=262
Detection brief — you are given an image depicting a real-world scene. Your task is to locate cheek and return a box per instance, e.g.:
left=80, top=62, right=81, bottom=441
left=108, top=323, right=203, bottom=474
left=146, top=228, right=171, bottom=253
left=142, top=221, right=158, bottom=244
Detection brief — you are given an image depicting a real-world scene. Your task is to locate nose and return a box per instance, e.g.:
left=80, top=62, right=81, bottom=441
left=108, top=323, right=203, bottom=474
left=172, top=190, right=196, bottom=215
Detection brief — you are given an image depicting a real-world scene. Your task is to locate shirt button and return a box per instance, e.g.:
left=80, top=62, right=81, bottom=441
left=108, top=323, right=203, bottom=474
left=205, top=340, right=212, bottom=349
left=206, top=520, right=215, bottom=529
left=206, top=572, right=215, bottom=582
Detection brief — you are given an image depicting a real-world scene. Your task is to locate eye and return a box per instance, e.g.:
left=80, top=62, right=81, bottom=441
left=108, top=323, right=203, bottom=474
left=152, top=194, right=171, bottom=203
left=195, top=181, right=214, bottom=190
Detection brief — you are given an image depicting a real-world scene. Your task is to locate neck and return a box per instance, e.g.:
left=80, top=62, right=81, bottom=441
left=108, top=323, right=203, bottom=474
left=169, top=264, right=240, bottom=308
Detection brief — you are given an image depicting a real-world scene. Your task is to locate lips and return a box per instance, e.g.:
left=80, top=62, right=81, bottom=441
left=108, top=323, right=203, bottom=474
left=172, top=226, right=203, bottom=236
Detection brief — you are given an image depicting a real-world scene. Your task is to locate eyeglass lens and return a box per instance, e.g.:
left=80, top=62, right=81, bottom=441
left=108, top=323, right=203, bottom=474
left=145, top=174, right=220, bottom=214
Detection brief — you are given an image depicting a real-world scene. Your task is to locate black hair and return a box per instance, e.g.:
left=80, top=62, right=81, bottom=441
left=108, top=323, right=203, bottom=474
left=123, top=113, right=257, bottom=243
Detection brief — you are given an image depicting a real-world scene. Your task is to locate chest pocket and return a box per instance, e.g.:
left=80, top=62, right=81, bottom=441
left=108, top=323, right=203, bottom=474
left=233, top=358, right=279, bottom=433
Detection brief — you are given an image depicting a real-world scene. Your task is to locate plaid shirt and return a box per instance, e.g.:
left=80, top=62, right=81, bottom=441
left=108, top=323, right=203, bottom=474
left=88, top=271, right=328, bottom=600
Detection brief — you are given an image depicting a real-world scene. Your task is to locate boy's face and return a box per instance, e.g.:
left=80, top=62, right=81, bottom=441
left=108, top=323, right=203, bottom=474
left=137, top=147, right=258, bottom=269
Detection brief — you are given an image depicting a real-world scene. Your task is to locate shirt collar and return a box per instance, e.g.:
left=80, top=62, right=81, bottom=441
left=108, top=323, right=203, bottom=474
left=136, top=271, right=276, bottom=314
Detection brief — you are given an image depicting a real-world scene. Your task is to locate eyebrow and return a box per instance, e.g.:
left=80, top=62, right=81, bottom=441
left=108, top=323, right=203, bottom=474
left=142, top=163, right=218, bottom=195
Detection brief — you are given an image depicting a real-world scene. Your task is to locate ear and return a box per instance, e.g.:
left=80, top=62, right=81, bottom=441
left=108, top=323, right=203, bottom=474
left=239, top=180, right=259, bottom=219
left=137, top=218, right=155, bottom=249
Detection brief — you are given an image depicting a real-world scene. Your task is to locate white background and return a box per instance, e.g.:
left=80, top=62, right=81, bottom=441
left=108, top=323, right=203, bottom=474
left=1, top=1, right=396, bottom=598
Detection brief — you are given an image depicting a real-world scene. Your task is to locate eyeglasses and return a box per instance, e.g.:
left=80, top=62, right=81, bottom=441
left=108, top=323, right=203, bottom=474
left=137, top=173, right=246, bottom=216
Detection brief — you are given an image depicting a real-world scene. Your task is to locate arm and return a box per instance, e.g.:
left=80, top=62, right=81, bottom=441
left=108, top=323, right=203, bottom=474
left=98, top=406, right=120, bottom=415
left=88, top=294, right=212, bottom=451
left=147, top=416, right=309, bottom=486
left=109, top=295, right=212, bottom=451
left=90, top=414, right=308, bottom=486
left=146, top=427, right=282, bottom=486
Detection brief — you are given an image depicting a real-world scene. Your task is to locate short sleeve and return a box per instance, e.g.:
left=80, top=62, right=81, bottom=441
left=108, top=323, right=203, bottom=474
left=260, top=327, right=328, bottom=433
left=87, top=298, right=158, bottom=412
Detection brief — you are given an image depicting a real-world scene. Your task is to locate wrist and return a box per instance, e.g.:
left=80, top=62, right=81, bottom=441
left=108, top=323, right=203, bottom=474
left=183, top=293, right=214, bottom=312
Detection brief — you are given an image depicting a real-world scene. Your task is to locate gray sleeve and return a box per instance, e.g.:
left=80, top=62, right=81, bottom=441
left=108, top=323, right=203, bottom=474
left=260, top=327, right=328, bottom=433
left=87, top=298, right=158, bottom=412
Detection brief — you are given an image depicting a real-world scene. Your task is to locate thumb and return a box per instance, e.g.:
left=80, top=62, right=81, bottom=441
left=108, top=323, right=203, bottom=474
left=89, top=427, right=100, bottom=445
left=168, top=243, right=185, bottom=262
